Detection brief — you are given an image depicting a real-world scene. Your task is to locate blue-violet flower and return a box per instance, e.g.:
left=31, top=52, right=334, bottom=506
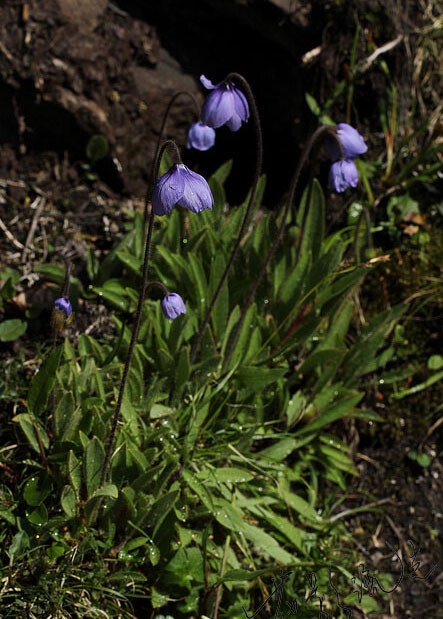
left=186, top=121, right=216, bottom=151
left=152, top=163, right=214, bottom=216
left=200, top=74, right=249, bottom=131
left=53, top=297, right=72, bottom=317
left=325, top=123, right=368, bottom=161
left=328, top=159, right=359, bottom=193
left=161, top=293, right=186, bottom=319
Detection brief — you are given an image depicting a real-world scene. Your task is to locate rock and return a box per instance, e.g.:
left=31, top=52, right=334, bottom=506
left=56, top=0, right=107, bottom=31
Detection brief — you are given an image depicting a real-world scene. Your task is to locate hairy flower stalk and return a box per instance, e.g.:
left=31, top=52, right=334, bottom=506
left=224, top=126, right=344, bottom=366
left=100, top=144, right=172, bottom=488
left=190, top=72, right=263, bottom=363
left=143, top=91, right=202, bottom=240
left=101, top=140, right=210, bottom=488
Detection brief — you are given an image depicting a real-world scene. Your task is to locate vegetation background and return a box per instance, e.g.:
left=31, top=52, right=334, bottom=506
left=0, top=1, right=441, bottom=617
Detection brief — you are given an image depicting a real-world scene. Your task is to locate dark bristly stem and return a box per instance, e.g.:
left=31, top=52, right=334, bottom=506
left=190, top=72, right=263, bottom=363
left=143, top=91, right=201, bottom=241
left=101, top=140, right=180, bottom=488
left=224, top=125, right=344, bottom=366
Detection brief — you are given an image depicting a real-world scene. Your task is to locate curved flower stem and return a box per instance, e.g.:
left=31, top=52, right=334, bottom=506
left=353, top=207, right=373, bottom=262
left=143, top=91, right=201, bottom=241
left=101, top=140, right=181, bottom=487
left=146, top=280, right=170, bottom=296
left=190, top=72, right=263, bottom=363
left=224, top=125, right=343, bottom=366
left=101, top=212, right=155, bottom=487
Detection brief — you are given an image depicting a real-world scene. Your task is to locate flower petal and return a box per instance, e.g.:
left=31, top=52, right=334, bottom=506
left=177, top=167, right=214, bottom=213
left=325, top=123, right=368, bottom=160
left=152, top=165, right=185, bottom=216
left=232, top=85, right=249, bottom=122
left=328, top=159, right=359, bottom=193
left=336, top=123, right=368, bottom=158
left=225, top=112, right=242, bottom=132
left=201, top=87, right=235, bottom=129
left=186, top=122, right=216, bottom=151
left=54, top=297, right=72, bottom=317
left=200, top=74, right=216, bottom=90
left=161, top=293, right=186, bottom=319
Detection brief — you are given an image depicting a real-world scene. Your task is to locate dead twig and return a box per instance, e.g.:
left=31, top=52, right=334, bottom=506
left=0, top=217, right=25, bottom=249
left=21, top=197, right=46, bottom=263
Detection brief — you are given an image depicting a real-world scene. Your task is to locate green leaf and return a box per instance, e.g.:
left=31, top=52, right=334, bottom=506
left=211, top=159, right=233, bottom=185
left=215, top=500, right=294, bottom=564
left=210, top=253, right=229, bottom=340
left=54, top=391, right=76, bottom=438
left=68, top=450, right=82, bottom=498
left=280, top=490, right=319, bottom=522
left=258, top=508, right=312, bottom=553
left=60, top=406, right=83, bottom=443
left=27, top=345, right=63, bottom=417
left=428, top=355, right=443, bottom=370
left=218, top=568, right=273, bottom=583
left=234, top=366, right=287, bottom=390
left=294, top=392, right=363, bottom=437
left=27, top=503, right=48, bottom=526
left=9, top=530, right=30, bottom=557
left=13, top=413, right=49, bottom=454
left=182, top=470, right=214, bottom=512
left=23, top=474, right=52, bottom=506
left=86, top=134, right=109, bottom=163
left=0, top=508, right=16, bottom=526
left=115, top=251, right=142, bottom=275
left=175, top=346, right=191, bottom=392
left=416, top=453, right=432, bottom=468
left=305, top=93, right=321, bottom=116
left=0, top=319, right=27, bottom=341
left=84, top=437, right=105, bottom=498
left=197, top=468, right=253, bottom=483
left=89, top=484, right=118, bottom=499
left=143, top=491, right=180, bottom=538
left=298, top=179, right=325, bottom=265
left=259, top=438, right=298, bottom=461
left=343, top=304, right=406, bottom=385
left=61, top=485, right=76, bottom=518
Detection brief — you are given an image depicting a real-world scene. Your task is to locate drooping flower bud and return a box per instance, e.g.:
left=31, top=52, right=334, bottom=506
left=51, top=297, right=73, bottom=331
left=152, top=163, right=214, bottom=216
left=328, top=159, right=359, bottom=193
left=325, top=123, right=368, bottom=161
left=161, top=293, right=186, bottom=319
left=200, top=74, right=249, bottom=132
left=186, top=121, right=216, bottom=151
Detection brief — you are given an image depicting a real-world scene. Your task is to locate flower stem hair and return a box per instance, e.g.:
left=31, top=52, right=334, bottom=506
left=190, top=72, right=263, bottom=363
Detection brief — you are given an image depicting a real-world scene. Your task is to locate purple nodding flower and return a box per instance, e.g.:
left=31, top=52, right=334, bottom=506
left=53, top=297, right=72, bottom=317
left=328, top=159, right=359, bottom=193
left=200, top=74, right=249, bottom=132
left=186, top=122, right=216, bottom=151
left=152, top=163, right=214, bottom=216
left=161, top=293, right=186, bottom=320
left=325, top=123, right=368, bottom=161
